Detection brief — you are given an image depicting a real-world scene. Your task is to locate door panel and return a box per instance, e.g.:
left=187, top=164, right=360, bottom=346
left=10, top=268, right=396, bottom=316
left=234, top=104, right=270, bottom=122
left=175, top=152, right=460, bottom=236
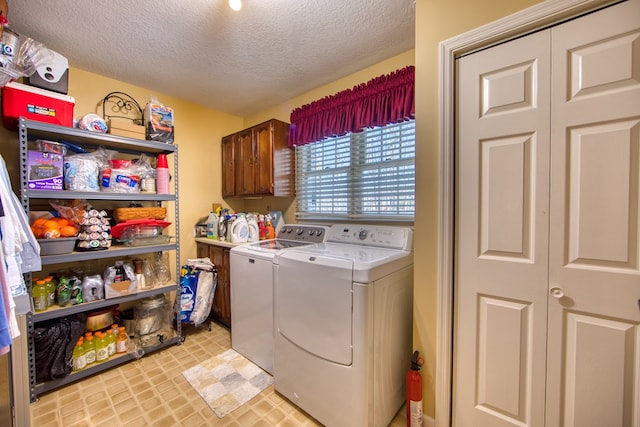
left=221, top=134, right=235, bottom=197
left=235, top=128, right=255, bottom=195
left=454, top=29, right=551, bottom=427
left=480, top=135, right=534, bottom=258
left=566, top=121, right=638, bottom=268
left=562, top=313, right=638, bottom=427
left=253, top=121, right=274, bottom=194
left=547, top=1, right=640, bottom=425
left=475, top=295, right=533, bottom=422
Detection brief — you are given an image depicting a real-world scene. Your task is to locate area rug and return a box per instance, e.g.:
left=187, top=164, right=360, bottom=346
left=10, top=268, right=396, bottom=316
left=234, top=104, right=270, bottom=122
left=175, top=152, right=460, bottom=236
left=182, top=349, right=273, bottom=418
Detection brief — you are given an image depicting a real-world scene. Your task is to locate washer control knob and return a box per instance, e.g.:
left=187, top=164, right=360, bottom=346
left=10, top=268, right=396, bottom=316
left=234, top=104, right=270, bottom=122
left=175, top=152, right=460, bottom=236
left=358, top=229, right=368, bottom=240
left=296, top=228, right=303, bottom=235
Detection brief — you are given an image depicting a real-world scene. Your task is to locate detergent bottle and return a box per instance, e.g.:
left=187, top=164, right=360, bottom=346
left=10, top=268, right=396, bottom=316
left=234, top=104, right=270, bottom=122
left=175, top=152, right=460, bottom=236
left=231, top=213, right=249, bottom=243
left=206, top=210, right=218, bottom=240
left=247, top=214, right=259, bottom=242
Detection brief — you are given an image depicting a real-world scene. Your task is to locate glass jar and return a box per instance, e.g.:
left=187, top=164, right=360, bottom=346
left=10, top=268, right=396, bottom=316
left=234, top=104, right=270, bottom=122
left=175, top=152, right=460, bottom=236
left=154, top=253, right=170, bottom=286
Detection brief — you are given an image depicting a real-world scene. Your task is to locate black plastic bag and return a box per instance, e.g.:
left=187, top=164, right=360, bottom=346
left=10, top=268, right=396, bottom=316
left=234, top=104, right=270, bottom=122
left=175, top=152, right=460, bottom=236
left=33, top=314, right=86, bottom=383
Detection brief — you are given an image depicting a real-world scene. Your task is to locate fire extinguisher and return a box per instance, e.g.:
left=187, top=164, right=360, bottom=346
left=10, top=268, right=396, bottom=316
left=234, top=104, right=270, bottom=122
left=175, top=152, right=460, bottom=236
left=406, top=350, right=424, bottom=427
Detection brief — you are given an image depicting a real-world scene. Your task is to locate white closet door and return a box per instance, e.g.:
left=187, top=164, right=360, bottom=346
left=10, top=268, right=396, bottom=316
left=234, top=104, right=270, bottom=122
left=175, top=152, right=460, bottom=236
left=547, top=0, right=640, bottom=425
left=455, top=1, right=640, bottom=426
left=454, top=29, right=551, bottom=427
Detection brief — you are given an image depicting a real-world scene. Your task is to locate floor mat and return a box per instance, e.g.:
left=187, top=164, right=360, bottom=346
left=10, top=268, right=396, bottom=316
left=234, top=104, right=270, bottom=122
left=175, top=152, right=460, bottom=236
left=182, top=348, right=273, bottom=418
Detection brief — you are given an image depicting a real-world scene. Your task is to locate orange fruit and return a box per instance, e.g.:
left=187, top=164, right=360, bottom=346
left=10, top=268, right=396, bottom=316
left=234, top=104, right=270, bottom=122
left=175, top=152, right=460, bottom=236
left=31, top=225, right=45, bottom=238
left=54, top=218, right=70, bottom=227
left=60, top=225, right=78, bottom=237
left=44, top=220, right=61, bottom=230
left=32, top=218, right=48, bottom=226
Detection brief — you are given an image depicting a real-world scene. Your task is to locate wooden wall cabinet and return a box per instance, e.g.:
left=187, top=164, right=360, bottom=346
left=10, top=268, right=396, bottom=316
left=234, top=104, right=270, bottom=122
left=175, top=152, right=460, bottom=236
left=196, top=242, right=231, bottom=327
left=221, top=119, right=294, bottom=197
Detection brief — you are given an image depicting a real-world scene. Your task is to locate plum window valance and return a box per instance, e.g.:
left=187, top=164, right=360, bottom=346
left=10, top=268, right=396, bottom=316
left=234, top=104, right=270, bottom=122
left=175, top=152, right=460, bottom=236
left=288, top=65, right=415, bottom=147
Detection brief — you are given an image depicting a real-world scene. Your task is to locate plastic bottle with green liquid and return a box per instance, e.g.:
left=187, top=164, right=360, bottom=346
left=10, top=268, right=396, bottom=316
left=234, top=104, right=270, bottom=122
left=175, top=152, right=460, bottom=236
left=106, top=328, right=116, bottom=357
left=95, top=332, right=109, bottom=363
left=32, top=280, right=47, bottom=312
left=72, top=338, right=86, bottom=372
left=44, top=276, right=56, bottom=308
left=83, top=332, right=96, bottom=365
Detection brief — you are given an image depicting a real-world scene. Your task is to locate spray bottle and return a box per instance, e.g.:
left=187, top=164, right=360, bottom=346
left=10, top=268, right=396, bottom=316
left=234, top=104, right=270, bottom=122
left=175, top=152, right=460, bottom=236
left=218, top=208, right=229, bottom=241
left=258, top=214, right=267, bottom=240
left=406, top=350, right=424, bottom=427
left=264, top=213, right=275, bottom=239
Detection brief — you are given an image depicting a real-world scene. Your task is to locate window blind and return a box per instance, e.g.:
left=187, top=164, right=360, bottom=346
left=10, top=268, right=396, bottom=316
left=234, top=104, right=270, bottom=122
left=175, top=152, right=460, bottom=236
left=295, top=120, right=415, bottom=220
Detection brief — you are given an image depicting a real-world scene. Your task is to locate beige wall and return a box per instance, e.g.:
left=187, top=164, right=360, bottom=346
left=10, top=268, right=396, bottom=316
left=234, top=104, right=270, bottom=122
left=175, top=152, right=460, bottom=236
left=0, top=0, right=546, bottom=421
left=69, top=68, right=248, bottom=266
left=414, top=0, right=543, bottom=419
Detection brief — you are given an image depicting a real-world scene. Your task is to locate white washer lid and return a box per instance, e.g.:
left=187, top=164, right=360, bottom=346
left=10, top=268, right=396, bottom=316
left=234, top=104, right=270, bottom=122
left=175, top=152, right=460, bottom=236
left=275, top=242, right=413, bottom=283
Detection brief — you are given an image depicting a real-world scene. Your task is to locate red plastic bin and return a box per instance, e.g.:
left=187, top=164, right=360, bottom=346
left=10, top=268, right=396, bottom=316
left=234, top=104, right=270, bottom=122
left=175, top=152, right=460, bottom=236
left=2, top=81, right=75, bottom=130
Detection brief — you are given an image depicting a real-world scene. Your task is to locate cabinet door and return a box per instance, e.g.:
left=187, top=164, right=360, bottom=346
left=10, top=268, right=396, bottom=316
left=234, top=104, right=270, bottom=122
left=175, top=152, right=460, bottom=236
left=221, top=134, right=236, bottom=197
left=270, top=119, right=294, bottom=197
left=235, top=128, right=255, bottom=196
left=208, top=245, right=231, bottom=327
left=253, top=121, right=274, bottom=194
left=196, top=242, right=208, bottom=259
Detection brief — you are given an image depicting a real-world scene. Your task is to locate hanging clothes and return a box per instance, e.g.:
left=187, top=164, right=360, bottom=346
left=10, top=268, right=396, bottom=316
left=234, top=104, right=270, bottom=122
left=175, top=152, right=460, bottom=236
left=0, top=154, right=41, bottom=293
left=0, top=154, right=42, bottom=352
left=0, top=265, right=11, bottom=355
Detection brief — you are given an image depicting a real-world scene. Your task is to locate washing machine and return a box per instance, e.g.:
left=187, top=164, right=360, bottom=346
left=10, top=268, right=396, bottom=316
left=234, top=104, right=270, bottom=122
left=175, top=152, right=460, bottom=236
left=273, top=224, right=414, bottom=427
left=229, top=224, right=328, bottom=374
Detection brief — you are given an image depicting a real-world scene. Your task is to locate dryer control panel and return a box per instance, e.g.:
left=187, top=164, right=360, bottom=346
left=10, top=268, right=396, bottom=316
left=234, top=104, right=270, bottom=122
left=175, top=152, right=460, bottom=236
left=277, top=224, right=328, bottom=243
left=326, top=224, right=413, bottom=250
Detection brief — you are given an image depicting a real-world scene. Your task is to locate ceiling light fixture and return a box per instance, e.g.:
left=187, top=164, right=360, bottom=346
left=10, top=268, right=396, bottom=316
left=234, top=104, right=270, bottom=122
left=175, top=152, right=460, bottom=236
left=229, top=0, right=242, bottom=11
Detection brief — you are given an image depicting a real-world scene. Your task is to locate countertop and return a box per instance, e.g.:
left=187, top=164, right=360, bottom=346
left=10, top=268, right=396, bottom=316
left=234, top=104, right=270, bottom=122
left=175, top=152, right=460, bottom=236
left=195, top=237, right=240, bottom=249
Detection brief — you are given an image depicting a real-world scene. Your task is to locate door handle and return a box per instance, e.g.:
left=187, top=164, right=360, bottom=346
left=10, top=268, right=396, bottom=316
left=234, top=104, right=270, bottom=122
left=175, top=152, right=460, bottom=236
left=550, top=287, right=564, bottom=299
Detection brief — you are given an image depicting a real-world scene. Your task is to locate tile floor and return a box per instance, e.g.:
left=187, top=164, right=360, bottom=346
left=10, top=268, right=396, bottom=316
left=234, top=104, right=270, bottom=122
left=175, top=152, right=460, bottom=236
left=29, top=322, right=407, bottom=426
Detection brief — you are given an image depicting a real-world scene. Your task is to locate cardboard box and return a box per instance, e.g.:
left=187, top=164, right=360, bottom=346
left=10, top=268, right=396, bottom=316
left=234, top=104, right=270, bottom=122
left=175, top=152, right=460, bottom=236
left=27, top=150, right=63, bottom=190
left=105, top=279, right=138, bottom=299
left=2, top=81, right=75, bottom=129
left=107, top=117, right=145, bottom=139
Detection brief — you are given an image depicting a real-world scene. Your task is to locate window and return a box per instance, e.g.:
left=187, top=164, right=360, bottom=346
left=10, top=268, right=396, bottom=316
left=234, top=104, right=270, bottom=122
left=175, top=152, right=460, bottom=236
left=294, top=120, right=415, bottom=220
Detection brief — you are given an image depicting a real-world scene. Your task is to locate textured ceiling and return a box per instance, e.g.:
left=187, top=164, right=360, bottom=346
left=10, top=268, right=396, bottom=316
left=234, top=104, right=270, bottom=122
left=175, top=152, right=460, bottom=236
left=7, top=0, right=415, bottom=117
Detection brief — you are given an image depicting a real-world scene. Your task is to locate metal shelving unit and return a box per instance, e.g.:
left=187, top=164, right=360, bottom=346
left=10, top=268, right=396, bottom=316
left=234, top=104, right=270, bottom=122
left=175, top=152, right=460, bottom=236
left=17, top=117, right=182, bottom=402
